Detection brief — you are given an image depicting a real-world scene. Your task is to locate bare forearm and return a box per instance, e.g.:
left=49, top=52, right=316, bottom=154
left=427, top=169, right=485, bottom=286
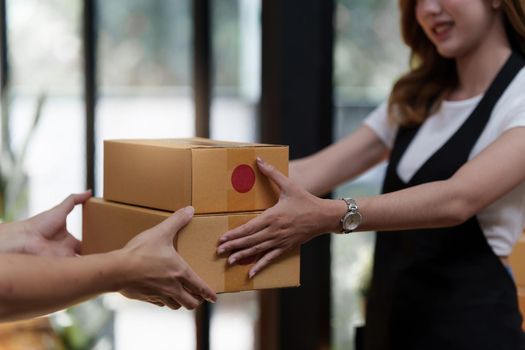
left=289, top=158, right=320, bottom=192
left=290, top=152, right=372, bottom=197
left=322, top=128, right=525, bottom=234
left=219, top=128, right=525, bottom=277
left=357, top=180, right=469, bottom=232
left=320, top=180, right=470, bottom=234
left=0, top=252, right=127, bottom=322
left=290, top=126, right=388, bottom=196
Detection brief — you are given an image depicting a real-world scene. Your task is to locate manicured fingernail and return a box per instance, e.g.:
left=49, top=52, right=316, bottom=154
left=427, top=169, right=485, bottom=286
left=229, top=257, right=236, bottom=265
left=217, top=247, right=225, bottom=254
left=183, top=206, right=195, bottom=216
left=205, top=297, right=216, bottom=304
left=249, top=270, right=256, bottom=279
left=219, top=236, right=227, bottom=243
left=256, top=157, right=264, bottom=164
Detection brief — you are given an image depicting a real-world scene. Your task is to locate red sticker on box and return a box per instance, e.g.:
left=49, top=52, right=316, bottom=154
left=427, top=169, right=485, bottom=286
left=231, top=164, right=256, bottom=193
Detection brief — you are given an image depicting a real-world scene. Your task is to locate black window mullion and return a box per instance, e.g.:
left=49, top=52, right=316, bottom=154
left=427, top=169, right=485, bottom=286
left=259, top=0, right=335, bottom=349
left=83, top=0, right=97, bottom=192
left=193, top=0, right=211, bottom=139
left=193, top=0, right=212, bottom=349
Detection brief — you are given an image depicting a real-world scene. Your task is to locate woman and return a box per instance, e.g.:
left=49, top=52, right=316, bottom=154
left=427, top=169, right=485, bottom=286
left=217, top=0, right=525, bottom=348
left=0, top=191, right=217, bottom=322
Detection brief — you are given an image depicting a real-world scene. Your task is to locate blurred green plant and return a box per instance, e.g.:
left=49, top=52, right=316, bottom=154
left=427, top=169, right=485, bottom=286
left=0, top=84, right=46, bottom=221
left=51, top=299, right=114, bottom=350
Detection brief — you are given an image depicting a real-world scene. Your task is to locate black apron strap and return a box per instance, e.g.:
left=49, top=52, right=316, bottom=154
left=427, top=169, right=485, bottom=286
left=364, top=52, right=525, bottom=350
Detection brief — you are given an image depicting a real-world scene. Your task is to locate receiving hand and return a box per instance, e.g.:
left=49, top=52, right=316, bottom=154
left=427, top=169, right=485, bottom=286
left=120, top=206, right=217, bottom=310
left=217, top=157, right=332, bottom=278
left=0, top=191, right=92, bottom=257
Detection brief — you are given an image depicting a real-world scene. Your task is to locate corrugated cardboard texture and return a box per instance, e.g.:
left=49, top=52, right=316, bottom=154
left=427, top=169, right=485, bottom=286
left=82, top=198, right=300, bottom=293
left=103, top=138, right=288, bottom=214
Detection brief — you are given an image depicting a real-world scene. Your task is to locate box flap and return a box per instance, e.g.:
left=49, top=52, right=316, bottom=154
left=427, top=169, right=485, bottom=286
left=105, top=138, right=285, bottom=149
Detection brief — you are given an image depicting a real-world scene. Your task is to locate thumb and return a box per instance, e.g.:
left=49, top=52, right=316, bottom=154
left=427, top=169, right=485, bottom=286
left=153, top=206, right=195, bottom=242
left=256, top=157, right=290, bottom=191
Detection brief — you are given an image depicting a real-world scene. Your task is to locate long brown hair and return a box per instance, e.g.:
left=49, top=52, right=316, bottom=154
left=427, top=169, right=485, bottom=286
left=388, top=0, right=525, bottom=126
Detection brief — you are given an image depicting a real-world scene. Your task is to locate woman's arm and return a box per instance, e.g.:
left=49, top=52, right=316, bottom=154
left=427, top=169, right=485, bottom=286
left=0, top=206, right=217, bottom=323
left=289, top=125, right=389, bottom=196
left=217, top=127, right=525, bottom=277
left=357, top=126, right=525, bottom=231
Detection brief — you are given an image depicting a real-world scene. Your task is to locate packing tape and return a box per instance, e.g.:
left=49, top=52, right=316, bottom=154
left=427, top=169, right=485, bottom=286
left=227, top=148, right=257, bottom=212
left=223, top=215, right=256, bottom=292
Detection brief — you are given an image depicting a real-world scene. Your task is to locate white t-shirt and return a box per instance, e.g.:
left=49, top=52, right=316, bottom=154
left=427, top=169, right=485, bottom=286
left=364, top=67, right=525, bottom=256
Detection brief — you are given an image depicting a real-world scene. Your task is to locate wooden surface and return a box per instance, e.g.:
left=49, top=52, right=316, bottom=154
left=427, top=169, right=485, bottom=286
left=0, top=318, right=63, bottom=349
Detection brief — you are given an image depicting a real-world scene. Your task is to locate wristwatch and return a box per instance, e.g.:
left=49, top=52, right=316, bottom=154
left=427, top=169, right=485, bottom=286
left=340, top=198, right=362, bottom=234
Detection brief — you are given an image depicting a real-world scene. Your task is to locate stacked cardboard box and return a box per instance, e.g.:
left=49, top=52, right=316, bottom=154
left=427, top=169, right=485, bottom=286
left=509, top=233, right=525, bottom=329
left=82, top=138, right=300, bottom=293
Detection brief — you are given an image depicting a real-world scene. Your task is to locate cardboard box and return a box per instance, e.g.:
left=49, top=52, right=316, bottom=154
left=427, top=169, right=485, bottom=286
left=510, top=234, right=525, bottom=330
left=103, top=138, right=288, bottom=214
left=517, top=287, right=525, bottom=330
left=82, top=198, right=300, bottom=293
left=510, top=235, right=525, bottom=286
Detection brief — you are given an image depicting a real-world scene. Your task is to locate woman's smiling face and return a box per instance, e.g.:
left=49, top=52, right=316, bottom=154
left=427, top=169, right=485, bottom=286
left=415, top=0, right=503, bottom=58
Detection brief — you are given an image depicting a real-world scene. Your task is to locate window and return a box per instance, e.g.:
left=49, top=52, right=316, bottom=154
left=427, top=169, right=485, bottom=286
left=4, top=0, right=262, bottom=348
left=332, top=1, right=407, bottom=349
left=7, top=0, right=84, bottom=236
left=210, top=1, right=260, bottom=349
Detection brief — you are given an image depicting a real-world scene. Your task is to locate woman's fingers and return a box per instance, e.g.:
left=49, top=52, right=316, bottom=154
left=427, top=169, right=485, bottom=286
left=219, top=226, right=278, bottom=263
left=227, top=237, right=278, bottom=265
left=217, top=222, right=274, bottom=254
left=249, top=248, right=285, bottom=278
left=218, top=213, right=270, bottom=246
left=256, top=157, right=290, bottom=191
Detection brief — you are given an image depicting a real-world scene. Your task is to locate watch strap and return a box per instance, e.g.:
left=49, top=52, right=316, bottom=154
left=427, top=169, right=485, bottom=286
left=340, top=197, right=359, bottom=234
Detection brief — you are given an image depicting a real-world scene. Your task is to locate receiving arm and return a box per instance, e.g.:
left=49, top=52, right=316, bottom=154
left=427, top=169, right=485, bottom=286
left=290, top=125, right=389, bottom=196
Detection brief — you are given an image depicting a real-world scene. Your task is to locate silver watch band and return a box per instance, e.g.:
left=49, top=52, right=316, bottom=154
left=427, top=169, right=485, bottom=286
left=340, top=197, right=361, bottom=234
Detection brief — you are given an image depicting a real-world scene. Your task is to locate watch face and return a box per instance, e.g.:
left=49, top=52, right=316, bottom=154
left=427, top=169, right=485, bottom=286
left=343, top=212, right=362, bottom=231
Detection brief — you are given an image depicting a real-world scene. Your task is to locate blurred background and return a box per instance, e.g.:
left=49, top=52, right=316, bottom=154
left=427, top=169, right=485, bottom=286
left=0, top=0, right=407, bottom=349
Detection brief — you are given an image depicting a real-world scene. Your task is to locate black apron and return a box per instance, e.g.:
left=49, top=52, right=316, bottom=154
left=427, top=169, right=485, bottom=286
left=364, top=52, right=525, bottom=350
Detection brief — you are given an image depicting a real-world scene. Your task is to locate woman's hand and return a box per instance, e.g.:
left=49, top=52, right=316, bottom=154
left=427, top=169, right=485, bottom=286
left=0, top=191, right=92, bottom=257
left=120, top=206, right=217, bottom=310
left=217, top=157, right=345, bottom=278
